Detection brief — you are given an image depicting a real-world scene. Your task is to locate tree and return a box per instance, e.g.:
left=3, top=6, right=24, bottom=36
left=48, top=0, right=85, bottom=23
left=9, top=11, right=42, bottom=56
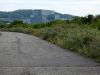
left=80, top=14, right=94, bottom=24
left=87, top=14, right=94, bottom=23
left=11, top=20, right=24, bottom=25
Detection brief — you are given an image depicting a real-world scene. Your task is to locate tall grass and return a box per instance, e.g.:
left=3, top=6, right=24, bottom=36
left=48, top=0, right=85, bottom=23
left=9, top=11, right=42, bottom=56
left=34, top=20, right=100, bottom=62
left=0, top=15, right=100, bottom=62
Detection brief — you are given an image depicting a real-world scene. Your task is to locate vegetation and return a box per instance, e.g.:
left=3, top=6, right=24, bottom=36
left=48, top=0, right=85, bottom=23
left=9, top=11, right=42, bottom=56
left=0, top=14, right=100, bottom=62
left=0, top=10, right=73, bottom=23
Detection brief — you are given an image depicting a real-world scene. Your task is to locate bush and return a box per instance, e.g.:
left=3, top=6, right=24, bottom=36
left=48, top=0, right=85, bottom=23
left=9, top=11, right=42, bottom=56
left=10, top=20, right=24, bottom=25
left=0, top=14, right=100, bottom=62
left=35, top=23, right=100, bottom=62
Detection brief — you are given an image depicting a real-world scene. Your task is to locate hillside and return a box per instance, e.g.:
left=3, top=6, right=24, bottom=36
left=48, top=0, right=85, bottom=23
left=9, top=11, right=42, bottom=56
left=0, top=9, right=74, bottom=24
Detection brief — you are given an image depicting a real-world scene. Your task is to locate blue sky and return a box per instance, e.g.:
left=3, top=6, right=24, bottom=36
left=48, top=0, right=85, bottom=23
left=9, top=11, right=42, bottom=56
left=0, top=0, right=99, bottom=16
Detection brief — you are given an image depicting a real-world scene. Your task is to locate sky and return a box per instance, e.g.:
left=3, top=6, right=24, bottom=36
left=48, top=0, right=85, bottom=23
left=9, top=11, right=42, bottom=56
left=0, top=0, right=99, bottom=16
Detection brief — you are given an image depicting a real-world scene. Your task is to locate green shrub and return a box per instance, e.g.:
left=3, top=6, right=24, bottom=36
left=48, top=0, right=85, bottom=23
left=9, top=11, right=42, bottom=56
left=10, top=20, right=24, bottom=25
left=0, top=14, right=100, bottom=62
left=35, top=23, right=100, bottom=62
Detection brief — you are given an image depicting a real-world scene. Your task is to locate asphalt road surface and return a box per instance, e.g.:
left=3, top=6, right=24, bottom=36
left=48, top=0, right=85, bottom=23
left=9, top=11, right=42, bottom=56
left=0, top=32, right=100, bottom=75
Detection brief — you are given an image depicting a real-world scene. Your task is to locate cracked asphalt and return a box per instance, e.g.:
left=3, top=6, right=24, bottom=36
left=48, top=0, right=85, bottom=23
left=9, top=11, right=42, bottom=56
left=0, top=32, right=100, bottom=75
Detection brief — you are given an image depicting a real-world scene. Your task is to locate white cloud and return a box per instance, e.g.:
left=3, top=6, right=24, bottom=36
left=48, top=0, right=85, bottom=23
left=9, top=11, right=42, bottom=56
left=0, top=0, right=99, bottom=16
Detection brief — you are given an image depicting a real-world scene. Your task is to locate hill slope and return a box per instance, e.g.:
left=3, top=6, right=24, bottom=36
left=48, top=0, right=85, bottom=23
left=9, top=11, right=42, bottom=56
left=0, top=9, right=74, bottom=24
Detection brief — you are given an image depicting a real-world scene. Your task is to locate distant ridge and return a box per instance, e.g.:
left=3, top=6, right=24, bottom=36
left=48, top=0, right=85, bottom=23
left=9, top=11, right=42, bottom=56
left=0, top=9, right=74, bottom=24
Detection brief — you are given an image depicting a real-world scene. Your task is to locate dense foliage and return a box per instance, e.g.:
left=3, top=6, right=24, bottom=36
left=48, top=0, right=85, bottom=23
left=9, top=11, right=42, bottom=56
left=0, top=14, right=100, bottom=62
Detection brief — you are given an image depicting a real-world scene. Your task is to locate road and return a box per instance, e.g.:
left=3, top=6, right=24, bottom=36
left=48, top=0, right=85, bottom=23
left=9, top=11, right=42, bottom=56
left=0, top=32, right=100, bottom=75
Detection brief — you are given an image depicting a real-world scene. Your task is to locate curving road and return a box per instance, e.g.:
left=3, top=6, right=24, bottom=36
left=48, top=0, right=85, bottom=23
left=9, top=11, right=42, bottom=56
left=0, top=32, right=100, bottom=75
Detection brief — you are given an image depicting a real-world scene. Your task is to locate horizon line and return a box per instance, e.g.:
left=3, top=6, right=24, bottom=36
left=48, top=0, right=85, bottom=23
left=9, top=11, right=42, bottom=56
left=0, top=9, right=99, bottom=17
